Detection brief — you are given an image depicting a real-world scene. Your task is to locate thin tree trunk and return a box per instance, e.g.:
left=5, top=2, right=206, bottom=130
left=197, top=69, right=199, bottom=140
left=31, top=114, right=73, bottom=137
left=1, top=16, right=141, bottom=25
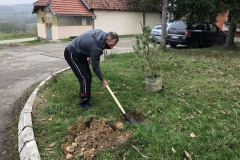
left=161, top=0, right=168, bottom=49
left=225, top=22, right=236, bottom=47
left=143, top=10, right=146, bottom=26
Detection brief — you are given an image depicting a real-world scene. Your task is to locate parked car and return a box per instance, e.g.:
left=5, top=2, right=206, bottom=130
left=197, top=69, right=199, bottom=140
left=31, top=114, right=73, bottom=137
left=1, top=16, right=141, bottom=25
left=149, top=22, right=172, bottom=42
left=166, top=21, right=227, bottom=48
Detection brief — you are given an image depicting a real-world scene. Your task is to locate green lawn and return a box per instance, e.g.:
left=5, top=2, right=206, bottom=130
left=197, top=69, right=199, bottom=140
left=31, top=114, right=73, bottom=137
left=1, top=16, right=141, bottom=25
left=0, top=32, right=37, bottom=40
left=0, top=33, right=136, bottom=41
left=32, top=45, right=240, bottom=159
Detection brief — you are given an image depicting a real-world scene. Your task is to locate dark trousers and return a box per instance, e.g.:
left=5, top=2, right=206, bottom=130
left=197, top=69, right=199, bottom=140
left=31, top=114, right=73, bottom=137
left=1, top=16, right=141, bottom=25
left=64, top=47, right=92, bottom=104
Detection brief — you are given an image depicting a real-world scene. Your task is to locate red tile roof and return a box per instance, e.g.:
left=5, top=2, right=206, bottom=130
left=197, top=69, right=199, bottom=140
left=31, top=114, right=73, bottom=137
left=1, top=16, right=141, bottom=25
left=33, top=0, right=139, bottom=16
left=50, top=0, right=93, bottom=15
left=33, top=0, right=49, bottom=6
left=83, top=0, right=138, bottom=11
left=33, top=0, right=93, bottom=15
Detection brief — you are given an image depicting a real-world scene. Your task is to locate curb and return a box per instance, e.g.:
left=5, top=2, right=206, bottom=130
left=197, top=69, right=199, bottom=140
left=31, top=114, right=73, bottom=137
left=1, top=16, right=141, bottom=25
left=18, top=67, right=70, bottom=160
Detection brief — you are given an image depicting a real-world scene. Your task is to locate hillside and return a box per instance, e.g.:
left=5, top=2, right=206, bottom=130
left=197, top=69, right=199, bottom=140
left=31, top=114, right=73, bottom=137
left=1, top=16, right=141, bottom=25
left=0, top=6, right=16, bottom=14
left=0, top=4, right=36, bottom=24
left=0, top=4, right=33, bottom=15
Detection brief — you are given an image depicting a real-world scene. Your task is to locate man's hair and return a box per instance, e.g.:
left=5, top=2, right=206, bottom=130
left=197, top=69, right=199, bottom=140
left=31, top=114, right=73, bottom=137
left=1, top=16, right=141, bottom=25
left=106, top=32, right=119, bottom=42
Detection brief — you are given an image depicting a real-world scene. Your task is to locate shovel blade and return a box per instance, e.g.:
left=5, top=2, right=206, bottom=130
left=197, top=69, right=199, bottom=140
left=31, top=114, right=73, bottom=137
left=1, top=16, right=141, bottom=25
left=124, top=114, right=136, bottom=124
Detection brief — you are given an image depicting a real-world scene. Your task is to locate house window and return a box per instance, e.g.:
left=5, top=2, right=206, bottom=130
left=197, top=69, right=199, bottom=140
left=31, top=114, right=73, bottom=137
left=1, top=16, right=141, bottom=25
left=58, top=16, right=92, bottom=26
left=76, top=16, right=92, bottom=26
left=82, top=18, right=87, bottom=25
left=58, top=17, right=75, bottom=26
left=46, top=13, right=52, bottom=28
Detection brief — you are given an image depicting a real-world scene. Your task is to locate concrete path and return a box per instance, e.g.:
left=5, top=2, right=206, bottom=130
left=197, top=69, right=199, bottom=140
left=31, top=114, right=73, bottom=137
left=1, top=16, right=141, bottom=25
left=0, top=37, right=38, bottom=44
left=0, top=42, right=69, bottom=158
left=0, top=37, right=135, bottom=159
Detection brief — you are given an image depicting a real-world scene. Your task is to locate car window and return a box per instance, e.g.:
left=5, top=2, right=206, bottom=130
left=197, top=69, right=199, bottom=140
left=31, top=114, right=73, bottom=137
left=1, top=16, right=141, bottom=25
left=167, top=23, right=172, bottom=29
left=188, top=24, right=207, bottom=31
left=187, top=24, right=209, bottom=31
left=153, top=24, right=162, bottom=29
left=169, top=21, right=187, bottom=30
left=199, top=24, right=208, bottom=31
left=189, top=24, right=198, bottom=29
left=154, top=26, right=162, bottom=29
left=209, top=24, right=217, bottom=32
left=152, top=23, right=171, bottom=30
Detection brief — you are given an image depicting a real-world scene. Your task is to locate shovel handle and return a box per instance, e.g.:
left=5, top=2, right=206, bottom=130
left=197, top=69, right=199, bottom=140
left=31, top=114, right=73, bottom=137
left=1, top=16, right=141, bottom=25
left=106, top=85, right=126, bottom=114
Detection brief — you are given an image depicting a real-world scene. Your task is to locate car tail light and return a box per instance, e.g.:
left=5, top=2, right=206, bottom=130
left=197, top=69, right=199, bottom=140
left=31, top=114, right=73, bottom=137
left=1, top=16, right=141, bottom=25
left=185, top=30, right=191, bottom=37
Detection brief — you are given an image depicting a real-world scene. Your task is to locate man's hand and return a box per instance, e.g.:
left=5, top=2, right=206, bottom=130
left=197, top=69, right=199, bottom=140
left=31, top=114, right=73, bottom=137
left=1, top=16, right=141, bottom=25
left=101, top=79, right=108, bottom=87
left=87, top=57, right=92, bottom=64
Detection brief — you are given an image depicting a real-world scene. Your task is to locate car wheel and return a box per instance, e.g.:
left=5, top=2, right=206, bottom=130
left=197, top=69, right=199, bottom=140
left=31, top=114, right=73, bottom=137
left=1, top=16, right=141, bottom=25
left=170, top=43, right=177, bottom=48
left=218, top=37, right=226, bottom=46
left=189, top=39, right=200, bottom=48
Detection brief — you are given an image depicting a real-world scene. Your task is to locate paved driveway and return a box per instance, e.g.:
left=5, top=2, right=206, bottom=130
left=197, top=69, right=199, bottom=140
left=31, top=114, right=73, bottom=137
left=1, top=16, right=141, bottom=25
left=0, top=37, right=135, bottom=158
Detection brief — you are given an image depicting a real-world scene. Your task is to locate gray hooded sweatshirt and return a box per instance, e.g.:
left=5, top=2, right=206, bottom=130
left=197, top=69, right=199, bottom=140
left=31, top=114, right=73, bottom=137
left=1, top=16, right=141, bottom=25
left=67, top=29, right=107, bottom=81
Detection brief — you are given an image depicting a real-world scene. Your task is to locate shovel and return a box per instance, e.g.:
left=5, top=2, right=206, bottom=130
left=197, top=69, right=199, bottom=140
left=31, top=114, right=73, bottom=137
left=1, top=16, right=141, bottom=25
left=106, top=85, right=136, bottom=124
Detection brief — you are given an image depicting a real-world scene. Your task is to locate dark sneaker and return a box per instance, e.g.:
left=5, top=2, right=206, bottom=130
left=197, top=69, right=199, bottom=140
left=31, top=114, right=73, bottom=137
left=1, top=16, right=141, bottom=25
left=81, top=102, right=93, bottom=109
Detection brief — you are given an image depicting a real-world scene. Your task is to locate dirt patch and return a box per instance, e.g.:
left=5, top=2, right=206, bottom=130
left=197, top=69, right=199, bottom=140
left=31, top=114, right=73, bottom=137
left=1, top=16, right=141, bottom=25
left=62, top=116, right=130, bottom=159
left=62, top=112, right=145, bottom=160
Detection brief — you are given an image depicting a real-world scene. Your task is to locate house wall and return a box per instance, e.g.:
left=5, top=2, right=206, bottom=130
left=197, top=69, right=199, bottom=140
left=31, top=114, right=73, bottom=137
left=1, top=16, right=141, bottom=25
left=37, top=23, right=47, bottom=39
left=93, top=10, right=161, bottom=35
left=36, top=9, right=47, bottom=39
left=51, top=15, right=92, bottom=40
left=216, top=13, right=240, bottom=37
left=145, top=12, right=162, bottom=27
left=35, top=7, right=161, bottom=40
left=35, top=7, right=93, bottom=40
left=216, top=13, right=227, bottom=30
left=52, top=26, right=92, bottom=40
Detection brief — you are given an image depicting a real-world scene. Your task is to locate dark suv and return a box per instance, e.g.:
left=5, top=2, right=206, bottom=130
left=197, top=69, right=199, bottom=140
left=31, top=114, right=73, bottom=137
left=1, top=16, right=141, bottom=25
left=166, top=21, right=227, bottom=48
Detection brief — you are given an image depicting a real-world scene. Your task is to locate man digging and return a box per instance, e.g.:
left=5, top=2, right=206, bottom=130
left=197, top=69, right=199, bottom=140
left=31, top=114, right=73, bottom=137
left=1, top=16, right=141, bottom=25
left=64, top=29, right=119, bottom=108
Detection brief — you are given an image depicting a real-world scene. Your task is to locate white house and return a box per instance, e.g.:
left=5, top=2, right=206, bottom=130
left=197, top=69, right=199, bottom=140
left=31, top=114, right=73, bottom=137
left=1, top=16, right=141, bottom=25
left=32, top=0, right=162, bottom=40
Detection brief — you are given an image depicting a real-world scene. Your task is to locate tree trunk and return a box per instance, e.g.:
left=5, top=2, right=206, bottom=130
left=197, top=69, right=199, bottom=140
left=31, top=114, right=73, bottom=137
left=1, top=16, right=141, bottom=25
left=143, top=10, right=146, bottom=26
left=225, top=22, right=236, bottom=47
left=168, top=1, right=173, bottom=21
left=161, top=0, right=168, bottom=48
left=161, top=0, right=168, bottom=49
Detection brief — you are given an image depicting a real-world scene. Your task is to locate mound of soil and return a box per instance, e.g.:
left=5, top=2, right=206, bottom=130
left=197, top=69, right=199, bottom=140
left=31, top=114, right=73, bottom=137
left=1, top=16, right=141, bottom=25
left=62, top=116, right=132, bottom=160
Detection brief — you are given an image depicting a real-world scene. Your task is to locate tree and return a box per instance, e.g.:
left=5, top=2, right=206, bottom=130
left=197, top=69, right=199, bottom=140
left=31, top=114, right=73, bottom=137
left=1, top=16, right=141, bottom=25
left=0, top=22, right=27, bottom=33
left=221, top=0, right=240, bottom=47
left=171, top=0, right=226, bottom=25
left=161, top=0, right=168, bottom=49
left=127, top=0, right=161, bottom=25
left=127, top=0, right=170, bottom=48
left=170, top=0, right=240, bottom=47
left=133, top=25, right=163, bottom=92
